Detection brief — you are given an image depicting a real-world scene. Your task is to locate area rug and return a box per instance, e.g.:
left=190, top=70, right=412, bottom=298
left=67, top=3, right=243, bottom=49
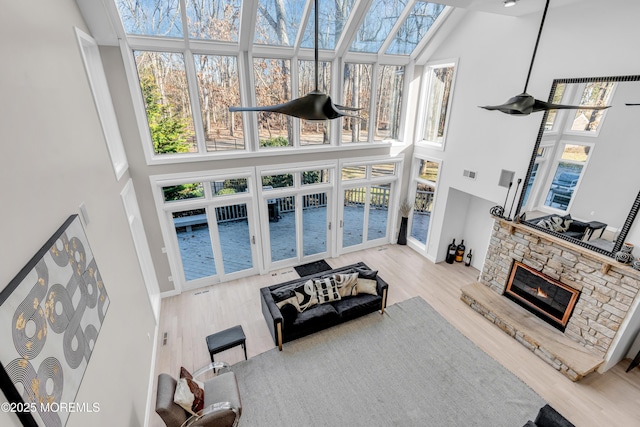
left=232, top=297, right=545, bottom=426
left=293, top=259, right=332, bottom=277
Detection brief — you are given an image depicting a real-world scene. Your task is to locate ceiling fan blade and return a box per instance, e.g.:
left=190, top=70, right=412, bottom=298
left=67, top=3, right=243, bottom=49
left=626, top=103, right=640, bottom=106
left=532, top=100, right=611, bottom=112
left=479, top=93, right=536, bottom=115
left=230, top=93, right=360, bottom=121
left=334, top=104, right=363, bottom=111
left=228, top=0, right=351, bottom=121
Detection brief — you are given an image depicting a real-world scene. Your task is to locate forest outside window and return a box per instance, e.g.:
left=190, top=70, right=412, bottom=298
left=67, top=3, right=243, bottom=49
left=115, top=1, right=451, bottom=162
left=421, top=62, right=456, bottom=147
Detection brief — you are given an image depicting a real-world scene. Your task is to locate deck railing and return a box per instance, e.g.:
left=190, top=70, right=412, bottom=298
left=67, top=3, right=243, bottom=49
left=175, top=188, right=434, bottom=230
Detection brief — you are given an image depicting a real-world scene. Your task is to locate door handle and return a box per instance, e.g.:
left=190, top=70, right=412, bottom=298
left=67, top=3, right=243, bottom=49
left=328, top=222, right=331, bottom=230
left=252, top=235, right=255, bottom=244
left=340, top=220, right=343, bottom=228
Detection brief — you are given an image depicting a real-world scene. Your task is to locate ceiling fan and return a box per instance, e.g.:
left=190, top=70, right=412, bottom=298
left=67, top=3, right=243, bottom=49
left=480, top=0, right=610, bottom=115
left=229, top=0, right=360, bottom=121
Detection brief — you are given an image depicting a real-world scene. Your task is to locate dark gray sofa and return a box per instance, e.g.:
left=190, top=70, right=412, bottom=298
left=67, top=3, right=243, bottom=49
left=260, top=262, right=388, bottom=350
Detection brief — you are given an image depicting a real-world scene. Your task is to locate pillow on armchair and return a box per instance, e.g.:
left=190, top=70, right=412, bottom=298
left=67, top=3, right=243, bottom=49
left=174, top=367, right=205, bottom=415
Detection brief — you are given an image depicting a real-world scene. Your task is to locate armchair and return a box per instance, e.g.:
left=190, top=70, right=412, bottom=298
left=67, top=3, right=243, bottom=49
left=156, top=362, right=242, bottom=427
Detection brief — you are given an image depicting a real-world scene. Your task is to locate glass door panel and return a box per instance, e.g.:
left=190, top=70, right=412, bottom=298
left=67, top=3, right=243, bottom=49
left=343, top=187, right=366, bottom=247
left=269, top=196, right=297, bottom=262
left=215, top=203, right=253, bottom=274
left=302, top=192, right=328, bottom=257
left=172, top=209, right=216, bottom=281
left=367, top=184, right=390, bottom=240
left=410, top=183, right=434, bottom=244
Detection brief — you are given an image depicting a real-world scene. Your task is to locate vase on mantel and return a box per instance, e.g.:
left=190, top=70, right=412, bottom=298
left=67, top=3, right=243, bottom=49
left=614, top=242, right=634, bottom=264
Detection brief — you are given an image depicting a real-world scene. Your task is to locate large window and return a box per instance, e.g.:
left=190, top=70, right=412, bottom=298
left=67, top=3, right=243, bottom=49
left=568, top=82, right=615, bottom=134
left=115, top=1, right=450, bottom=162
left=375, top=65, right=405, bottom=140
left=254, top=57, right=293, bottom=148
left=544, top=143, right=591, bottom=211
left=194, top=55, right=245, bottom=152
left=134, top=51, right=195, bottom=155
left=421, top=62, right=456, bottom=147
left=342, top=63, right=372, bottom=143
left=299, top=59, right=331, bottom=146
left=409, top=159, right=439, bottom=246
left=339, top=161, right=401, bottom=253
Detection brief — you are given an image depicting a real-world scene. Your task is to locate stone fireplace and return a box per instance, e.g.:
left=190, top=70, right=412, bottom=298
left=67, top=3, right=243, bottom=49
left=461, top=218, right=640, bottom=381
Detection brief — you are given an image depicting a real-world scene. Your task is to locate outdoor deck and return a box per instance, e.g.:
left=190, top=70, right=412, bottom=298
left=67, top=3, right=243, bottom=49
left=176, top=207, right=430, bottom=281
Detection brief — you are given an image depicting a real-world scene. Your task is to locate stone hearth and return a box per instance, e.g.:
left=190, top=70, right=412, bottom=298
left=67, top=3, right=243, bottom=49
left=461, top=218, right=640, bottom=381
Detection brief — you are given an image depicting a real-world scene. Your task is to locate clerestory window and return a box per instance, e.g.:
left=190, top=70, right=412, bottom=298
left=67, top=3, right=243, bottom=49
left=114, top=0, right=452, bottom=163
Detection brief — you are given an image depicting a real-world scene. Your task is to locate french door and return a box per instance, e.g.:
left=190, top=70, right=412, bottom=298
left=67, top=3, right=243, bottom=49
left=170, top=199, right=258, bottom=290
left=339, top=184, right=392, bottom=253
left=263, top=190, right=332, bottom=270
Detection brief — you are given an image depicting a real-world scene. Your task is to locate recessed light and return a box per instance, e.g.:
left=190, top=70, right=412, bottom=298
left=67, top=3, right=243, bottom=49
left=504, top=0, right=518, bottom=7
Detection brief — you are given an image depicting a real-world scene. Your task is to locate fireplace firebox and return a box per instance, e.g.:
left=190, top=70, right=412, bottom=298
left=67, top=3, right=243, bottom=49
left=504, top=261, right=580, bottom=331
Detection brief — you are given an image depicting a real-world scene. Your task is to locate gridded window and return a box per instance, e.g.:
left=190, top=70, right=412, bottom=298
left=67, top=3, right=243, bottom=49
left=302, top=170, right=330, bottom=185
left=194, top=55, right=244, bottom=152
left=262, top=174, right=294, bottom=189
left=299, top=60, right=331, bottom=146
left=162, top=183, right=204, bottom=202
left=254, top=58, right=293, bottom=148
left=186, top=0, right=241, bottom=41
left=386, top=2, right=446, bottom=55
left=342, top=63, right=372, bottom=143
left=134, top=51, right=195, bottom=155
left=375, top=65, right=404, bottom=140
left=569, top=82, right=615, bottom=133
left=422, top=64, right=455, bottom=145
left=211, top=178, right=248, bottom=196
left=117, top=0, right=183, bottom=37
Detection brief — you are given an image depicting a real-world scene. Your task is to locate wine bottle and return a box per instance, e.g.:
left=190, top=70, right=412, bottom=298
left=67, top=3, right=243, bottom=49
left=455, top=240, right=465, bottom=262
left=465, top=249, right=473, bottom=267
left=446, top=239, right=456, bottom=264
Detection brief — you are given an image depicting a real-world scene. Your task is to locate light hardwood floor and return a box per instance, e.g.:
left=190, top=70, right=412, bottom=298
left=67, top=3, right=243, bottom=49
left=151, top=244, right=640, bottom=427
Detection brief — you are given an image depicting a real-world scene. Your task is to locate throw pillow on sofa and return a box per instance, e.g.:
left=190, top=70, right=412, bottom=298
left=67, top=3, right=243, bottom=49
left=537, top=215, right=572, bottom=232
left=355, top=267, right=378, bottom=279
left=334, top=272, right=359, bottom=297
left=356, top=278, right=378, bottom=296
left=294, top=279, right=318, bottom=311
left=314, top=277, right=342, bottom=304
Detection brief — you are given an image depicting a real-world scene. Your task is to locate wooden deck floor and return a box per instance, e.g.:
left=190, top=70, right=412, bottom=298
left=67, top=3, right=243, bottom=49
left=151, top=244, right=640, bottom=427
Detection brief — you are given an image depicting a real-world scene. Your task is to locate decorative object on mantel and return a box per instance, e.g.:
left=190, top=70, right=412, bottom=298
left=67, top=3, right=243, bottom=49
left=229, top=0, right=360, bottom=121
left=397, top=201, right=412, bottom=245
left=0, top=214, right=110, bottom=427
left=465, top=249, right=473, bottom=267
left=632, top=258, right=640, bottom=271
left=489, top=181, right=512, bottom=219
left=506, top=178, right=522, bottom=220
left=614, top=242, right=635, bottom=264
left=480, top=0, right=611, bottom=115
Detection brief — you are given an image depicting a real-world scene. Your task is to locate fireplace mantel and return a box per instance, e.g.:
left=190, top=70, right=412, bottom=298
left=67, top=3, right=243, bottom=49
left=462, top=218, right=640, bottom=381
left=495, top=218, right=640, bottom=276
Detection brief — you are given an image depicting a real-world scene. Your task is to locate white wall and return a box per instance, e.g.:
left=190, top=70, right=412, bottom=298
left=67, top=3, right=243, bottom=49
left=412, top=0, right=640, bottom=261
left=0, top=1, right=157, bottom=426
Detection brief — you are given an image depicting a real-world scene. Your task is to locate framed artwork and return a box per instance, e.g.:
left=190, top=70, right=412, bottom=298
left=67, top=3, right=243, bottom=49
left=0, top=215, right=109, bottom=426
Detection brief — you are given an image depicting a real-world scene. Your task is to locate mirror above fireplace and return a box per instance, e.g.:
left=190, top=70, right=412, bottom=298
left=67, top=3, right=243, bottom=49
left=515, top=75, right=640, bottom=257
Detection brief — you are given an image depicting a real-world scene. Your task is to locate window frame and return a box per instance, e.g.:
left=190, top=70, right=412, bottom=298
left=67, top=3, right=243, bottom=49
left=416, top=59, right=458, bottom=150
